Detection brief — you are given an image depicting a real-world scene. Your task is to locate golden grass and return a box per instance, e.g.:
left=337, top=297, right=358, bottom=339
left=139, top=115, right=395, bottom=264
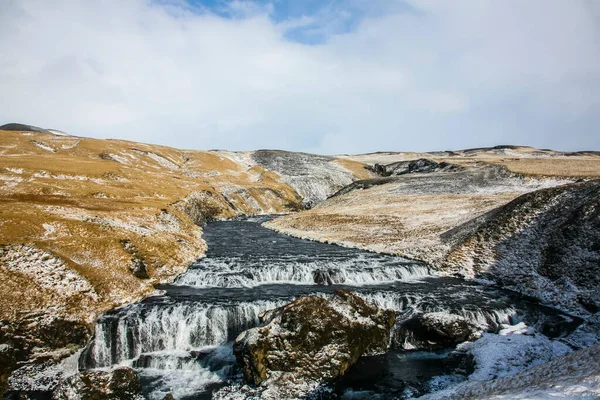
left=266, top=190, right=521, bottom=266
left=0, top=129, right=311, bottom=323
left=343, top=148, right=600, bottom=178
left=484, top=158, right=600, bottom=177
left=334, top=159, right=375, bottom=180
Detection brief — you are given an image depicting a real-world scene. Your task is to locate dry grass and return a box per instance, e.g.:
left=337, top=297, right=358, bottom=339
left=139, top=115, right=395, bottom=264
left=0, top=130, right=313, bottom=323
left=483, top=158, right=600, bottom=177
left=342, top=146, right=600, bottom=178
left=334, top=159, right=375, bottom=180
left=266, top=190, right=519, bottom=266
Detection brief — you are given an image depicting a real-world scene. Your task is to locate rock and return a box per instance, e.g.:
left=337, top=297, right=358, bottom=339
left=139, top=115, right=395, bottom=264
left=312, top=268, right=344, bottom=285
left=129, top=258, right=149, bottom=279
left=52, top=367, right=143, bottom=400
left=0, top=317, right=89, bottom=397
left=251, top=150, right=356, bottom=206
left=0, top=344, right=19, bottom=396
left=233, top=290, right=396, bottom=390
left=367, top=158, right=462, bottom=177
left=394, top=312, right=482, bottom=351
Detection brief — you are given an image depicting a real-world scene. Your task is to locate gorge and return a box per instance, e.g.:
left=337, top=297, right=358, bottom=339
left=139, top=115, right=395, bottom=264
left=1, top=127, right=600, bottom=399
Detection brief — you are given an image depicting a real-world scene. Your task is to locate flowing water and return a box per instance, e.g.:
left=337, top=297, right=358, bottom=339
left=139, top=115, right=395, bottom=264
left=80, top=217, right=578, bottom=399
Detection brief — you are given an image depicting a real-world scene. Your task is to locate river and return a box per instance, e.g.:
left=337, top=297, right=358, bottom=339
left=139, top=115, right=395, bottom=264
left=79, top=217, right=576, bottom=399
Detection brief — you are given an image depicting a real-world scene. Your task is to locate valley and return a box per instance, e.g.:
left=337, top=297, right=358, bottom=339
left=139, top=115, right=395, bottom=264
left=1, top=126, right=599, bottom=399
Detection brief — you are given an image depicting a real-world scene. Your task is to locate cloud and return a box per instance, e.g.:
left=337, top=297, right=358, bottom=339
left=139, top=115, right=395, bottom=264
left=0, top=0, right=598, bottom=154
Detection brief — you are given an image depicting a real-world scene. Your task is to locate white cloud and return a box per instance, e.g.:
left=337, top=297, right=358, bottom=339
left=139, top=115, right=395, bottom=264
left=0, top=0, right=598, bottom=153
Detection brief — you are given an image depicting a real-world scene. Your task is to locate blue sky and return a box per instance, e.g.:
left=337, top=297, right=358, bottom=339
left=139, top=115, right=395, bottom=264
left=185, top=0, right=416, bottom=44
left=0, top=0, right=599, bottom=153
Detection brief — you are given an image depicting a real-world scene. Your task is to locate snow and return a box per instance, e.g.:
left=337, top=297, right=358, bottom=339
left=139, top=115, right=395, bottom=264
left=47, top=129, right=71, bottom=136
left=132, top=149, right=179, bottom=170
left=0, top=245, right=98, bottom=300
left=60, top=140, right=79, bottom=149
left=458, top=324, right=571, bottom=382
left=105, top=152, right=129, bottom=164
left=423, top=342, right=600, bottom=399
left=42, top=223, right=57, bottom=238
left=31, top=140, right=55, bottom=152
left=0, top=174, right=23, bottom=189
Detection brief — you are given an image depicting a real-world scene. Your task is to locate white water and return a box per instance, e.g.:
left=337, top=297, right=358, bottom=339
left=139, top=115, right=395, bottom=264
left=83, top=300, right=283, bottom=369
left=175, top=255, right=432, bottom=288
left=77, top=219, right=576, bottom=400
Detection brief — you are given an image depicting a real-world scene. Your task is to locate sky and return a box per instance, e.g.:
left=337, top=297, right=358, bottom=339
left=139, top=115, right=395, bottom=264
left=0, top=0, right=599, bottom=154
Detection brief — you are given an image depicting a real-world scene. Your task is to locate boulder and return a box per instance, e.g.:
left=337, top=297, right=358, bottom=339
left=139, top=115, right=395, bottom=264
left=52, top=367, right=143, bottom=400
left=234, top=290, right=396, bottom=389
left=312, top=268, right=344, bottom=285
left=394, top=312, right=482, bottom=351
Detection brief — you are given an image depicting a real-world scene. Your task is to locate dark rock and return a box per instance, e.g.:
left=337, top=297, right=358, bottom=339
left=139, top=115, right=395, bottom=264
left=53, top=367, right=142, bottom=400
left=0, top=123, right=48, bottom=133
left=312, top=268, right=344, bottom=285
left=120, top=239, right=149, bottom=279
left=367, top=158, right=462, bottom=177
left=0, top=318, right=89, bottom=397
left=174, top=190, right=230, bottom=226
left=394, top=313, right=482, bottom=351
left=129, top=258, right=149, bottom=279
left=234, top=290, right=396, bottom=388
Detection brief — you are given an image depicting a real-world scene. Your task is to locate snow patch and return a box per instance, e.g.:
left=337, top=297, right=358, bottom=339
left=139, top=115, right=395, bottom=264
left=132, top=149, right=179, bottom=170
left=60, top=140, right=79, bottom=150
left=0, top=245, right=98, bottom=300
left=457, top=324, right=571, bottom=382
left=31, top=140, right=55, bottom=152
left=42, top=223, right=57, bottom=238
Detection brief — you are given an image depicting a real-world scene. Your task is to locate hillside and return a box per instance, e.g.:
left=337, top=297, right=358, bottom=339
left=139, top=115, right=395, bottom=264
left=0, top=127, right=370, bottom=393
left=265, top=164, right=573, bottom=265
left=2, top=127, right=600, bottom=397
left=265, top=156, right=600, bottom=315
left=444, top=180, right=600, bottom=315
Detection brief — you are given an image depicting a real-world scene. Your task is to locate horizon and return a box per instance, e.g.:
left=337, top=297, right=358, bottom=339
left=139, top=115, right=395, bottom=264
left=1, top=0, right=599, bottom=154
left=2, top=121, right=598, bottom=156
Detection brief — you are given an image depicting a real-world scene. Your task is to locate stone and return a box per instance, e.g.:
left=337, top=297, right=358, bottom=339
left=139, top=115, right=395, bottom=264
left=234, top=290, right=396, bottom=389
left=394, top=312, right=482, bottom=351
left=312, top=268, right=344, bottom=285
left=52, top=367, right=143, bottom=400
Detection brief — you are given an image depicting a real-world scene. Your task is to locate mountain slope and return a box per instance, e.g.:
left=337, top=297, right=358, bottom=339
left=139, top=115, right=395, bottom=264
left=444, top=180, right=600, bottom=315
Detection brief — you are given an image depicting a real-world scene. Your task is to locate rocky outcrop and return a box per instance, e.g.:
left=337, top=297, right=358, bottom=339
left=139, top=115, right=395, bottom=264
left=251, top=150, right=356, bottom=207
left=52, top=367, right=143, bottom=399
left=312, top=268, right=345, bottom=285
left=233, top=290, right=395, bottom=392
left=394, top=313, right=482, bottom=351
left=0, top=317, right=89, bottom=396
left=0, top=123, right=49, bottom=133
left=265, top=163, right=566, bottom=264
left=444, top=180, right=600, bottom=315
left=367, top=158, right=462, bottom=177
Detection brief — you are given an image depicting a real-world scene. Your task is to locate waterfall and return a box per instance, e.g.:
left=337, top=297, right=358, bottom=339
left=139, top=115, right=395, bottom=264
left=359, top=291, right=516, bottom=331
left=81, top=299, right=284, bottom=369
left=75, top=218, right=578, bottom=400
left=175, top=255, right=432, bottom=288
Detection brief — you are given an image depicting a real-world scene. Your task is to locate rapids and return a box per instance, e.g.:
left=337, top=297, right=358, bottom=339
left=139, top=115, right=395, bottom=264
left=79, top=217, right=578, bottom=399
